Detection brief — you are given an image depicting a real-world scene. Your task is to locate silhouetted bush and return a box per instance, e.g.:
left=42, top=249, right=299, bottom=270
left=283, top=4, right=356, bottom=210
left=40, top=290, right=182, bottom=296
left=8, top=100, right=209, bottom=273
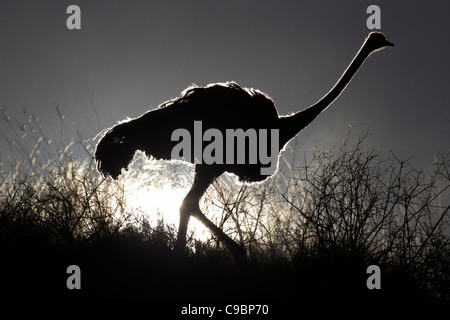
left=1, top=108, right=448, bottom=299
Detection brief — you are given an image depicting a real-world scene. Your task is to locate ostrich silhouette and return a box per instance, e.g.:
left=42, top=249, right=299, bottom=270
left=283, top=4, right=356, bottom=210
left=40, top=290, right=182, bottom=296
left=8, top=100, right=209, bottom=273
left=95, top=32, right=393, bottom=261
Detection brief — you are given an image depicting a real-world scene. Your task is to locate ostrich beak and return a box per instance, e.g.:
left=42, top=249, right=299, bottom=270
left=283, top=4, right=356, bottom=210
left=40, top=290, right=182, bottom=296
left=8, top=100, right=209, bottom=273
left=385, top=39, right=394, bottom=47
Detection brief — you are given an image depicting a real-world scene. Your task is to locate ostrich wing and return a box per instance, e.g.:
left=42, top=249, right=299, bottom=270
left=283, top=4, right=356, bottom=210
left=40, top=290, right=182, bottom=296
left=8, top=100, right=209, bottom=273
left=134, top=82, right=279, bottom=164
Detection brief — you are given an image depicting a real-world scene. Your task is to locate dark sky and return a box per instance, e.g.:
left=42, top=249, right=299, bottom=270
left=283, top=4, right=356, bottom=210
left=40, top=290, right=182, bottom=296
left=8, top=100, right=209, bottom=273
left=1, top=0, right=449, bottom=170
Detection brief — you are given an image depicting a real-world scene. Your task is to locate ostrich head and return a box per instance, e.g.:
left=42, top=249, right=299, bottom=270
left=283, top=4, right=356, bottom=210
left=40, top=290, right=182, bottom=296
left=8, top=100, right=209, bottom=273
left=365, top=32, right=394, bottom=53
left=95, top=121, right=138, bottom=179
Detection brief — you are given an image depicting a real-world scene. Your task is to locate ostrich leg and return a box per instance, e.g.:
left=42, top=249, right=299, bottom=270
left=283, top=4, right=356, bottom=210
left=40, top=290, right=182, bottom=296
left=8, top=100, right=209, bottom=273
left=176, top=165, right=215, bottom=252
left=175, top=165, right=246, bottom=262
left=176, top=205, right=191, bottom=252
left=192, top=207, right=246, bottom=262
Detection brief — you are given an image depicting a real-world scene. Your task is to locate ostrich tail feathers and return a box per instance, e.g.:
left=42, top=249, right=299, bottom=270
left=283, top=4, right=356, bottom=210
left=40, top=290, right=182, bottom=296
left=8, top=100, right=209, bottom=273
left=93, top=127, right=111, bottom=142
left=94, top=121, right=138, bottom=179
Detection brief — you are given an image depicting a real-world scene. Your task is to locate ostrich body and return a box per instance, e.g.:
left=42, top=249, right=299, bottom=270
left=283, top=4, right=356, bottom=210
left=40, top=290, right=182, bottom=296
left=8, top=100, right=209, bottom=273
left=95, top=32, right=393, bottom=260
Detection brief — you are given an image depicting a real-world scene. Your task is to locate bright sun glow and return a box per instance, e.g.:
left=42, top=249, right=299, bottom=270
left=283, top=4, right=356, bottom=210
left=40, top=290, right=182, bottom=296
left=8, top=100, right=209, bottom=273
left=126, top=183, right=186, bottom=225
left=120, top=154, right=210, bottom=241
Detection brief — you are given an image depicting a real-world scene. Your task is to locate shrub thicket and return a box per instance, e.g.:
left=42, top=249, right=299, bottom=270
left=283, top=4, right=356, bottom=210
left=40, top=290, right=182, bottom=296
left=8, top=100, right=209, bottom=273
left=1, top=108, right=448, bottom=299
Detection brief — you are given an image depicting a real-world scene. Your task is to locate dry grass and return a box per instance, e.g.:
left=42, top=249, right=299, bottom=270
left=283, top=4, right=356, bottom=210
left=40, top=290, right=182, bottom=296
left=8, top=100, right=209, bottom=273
left=1, top=107, right=449, bottom=299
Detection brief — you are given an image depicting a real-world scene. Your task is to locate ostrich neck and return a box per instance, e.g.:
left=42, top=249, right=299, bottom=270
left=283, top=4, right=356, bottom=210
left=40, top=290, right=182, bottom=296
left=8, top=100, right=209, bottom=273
left=278, top=43, right=373, bottom=147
